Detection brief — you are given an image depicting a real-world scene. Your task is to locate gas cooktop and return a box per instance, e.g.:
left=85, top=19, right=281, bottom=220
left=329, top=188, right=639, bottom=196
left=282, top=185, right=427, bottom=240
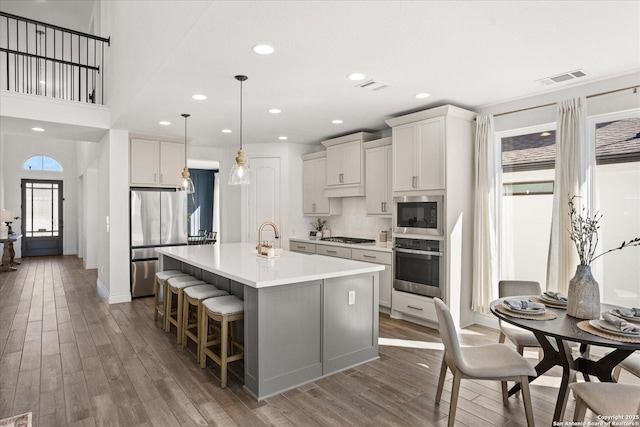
left=320, top=236, right=376, bottom=244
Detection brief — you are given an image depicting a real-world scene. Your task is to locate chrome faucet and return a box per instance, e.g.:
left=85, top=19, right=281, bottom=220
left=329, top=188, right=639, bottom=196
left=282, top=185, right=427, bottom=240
left=257, top=221, right=280, bottom=254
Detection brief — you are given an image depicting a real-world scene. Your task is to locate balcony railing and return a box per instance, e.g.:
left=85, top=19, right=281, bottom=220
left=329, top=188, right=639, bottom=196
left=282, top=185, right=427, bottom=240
left=0, top=12, right=110, bottom=105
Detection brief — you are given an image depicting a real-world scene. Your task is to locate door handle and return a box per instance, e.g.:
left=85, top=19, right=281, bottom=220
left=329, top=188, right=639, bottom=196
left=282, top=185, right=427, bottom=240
left=407, top=305, right=424, bottom=311
left=339, top=173, right=344, bottom=183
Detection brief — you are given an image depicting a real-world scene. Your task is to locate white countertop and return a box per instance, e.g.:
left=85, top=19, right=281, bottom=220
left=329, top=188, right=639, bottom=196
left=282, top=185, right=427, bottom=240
left=156, top=243, right=384, bottom=289
left=289, top=237, right=393, bottom=253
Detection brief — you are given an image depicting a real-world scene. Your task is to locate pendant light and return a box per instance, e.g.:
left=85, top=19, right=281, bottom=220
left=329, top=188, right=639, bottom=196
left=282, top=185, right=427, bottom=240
left=228, top=75, right=251, bottom=185
left=180, top=113, right=195, bottom=193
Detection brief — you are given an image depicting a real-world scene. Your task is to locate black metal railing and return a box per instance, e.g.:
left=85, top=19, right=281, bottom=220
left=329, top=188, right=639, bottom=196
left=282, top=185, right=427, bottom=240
left=0, top=12, right=110, bottom=104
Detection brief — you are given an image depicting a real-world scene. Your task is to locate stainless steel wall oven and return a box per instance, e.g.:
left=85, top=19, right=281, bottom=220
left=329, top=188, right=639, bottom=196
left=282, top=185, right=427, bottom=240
left=393, top=237, right=443, bottom=298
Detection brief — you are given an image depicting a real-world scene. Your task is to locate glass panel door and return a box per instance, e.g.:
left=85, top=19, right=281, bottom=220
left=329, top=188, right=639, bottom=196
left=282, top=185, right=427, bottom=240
left=21, top=179, right=63, bottom=257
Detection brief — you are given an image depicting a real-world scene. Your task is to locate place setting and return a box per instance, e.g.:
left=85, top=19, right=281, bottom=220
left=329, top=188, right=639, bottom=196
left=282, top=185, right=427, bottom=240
left=606, top=307, right=640, bottom=324
left=530, top=291, right=568, bottom=309
left=578, top=311, right=640, bottom=343
left=496, top=298, right=558, bottom=320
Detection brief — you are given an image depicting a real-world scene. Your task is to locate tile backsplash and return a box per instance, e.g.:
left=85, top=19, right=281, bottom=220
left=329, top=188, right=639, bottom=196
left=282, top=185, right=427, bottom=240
left=317, top=197, right=392, bottom=241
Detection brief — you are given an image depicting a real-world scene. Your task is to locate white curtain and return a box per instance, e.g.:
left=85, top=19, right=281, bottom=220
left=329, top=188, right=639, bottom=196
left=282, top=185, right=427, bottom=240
left=546, top=96, right=593, bottom=293
left=212, top=172, right=221, bottom=242
left=472, top=115, right=499, bottom=314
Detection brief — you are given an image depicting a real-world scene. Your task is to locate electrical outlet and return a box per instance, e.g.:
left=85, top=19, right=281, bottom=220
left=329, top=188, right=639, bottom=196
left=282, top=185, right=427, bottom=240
left=348, top=290, right=355, bottom=305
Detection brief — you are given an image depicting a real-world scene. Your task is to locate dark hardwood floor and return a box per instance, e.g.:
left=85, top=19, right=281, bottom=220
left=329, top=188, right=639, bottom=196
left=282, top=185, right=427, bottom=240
left=0, top=256, right=635, bottom=426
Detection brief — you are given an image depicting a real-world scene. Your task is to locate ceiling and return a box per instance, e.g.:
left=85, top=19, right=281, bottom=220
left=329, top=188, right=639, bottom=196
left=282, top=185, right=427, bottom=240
left=1, top=1, right=639, bottom=147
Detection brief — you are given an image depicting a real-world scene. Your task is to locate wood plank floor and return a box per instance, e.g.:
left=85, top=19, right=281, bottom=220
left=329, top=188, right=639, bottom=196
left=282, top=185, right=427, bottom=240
left=1, top=256, right=637, bottom=426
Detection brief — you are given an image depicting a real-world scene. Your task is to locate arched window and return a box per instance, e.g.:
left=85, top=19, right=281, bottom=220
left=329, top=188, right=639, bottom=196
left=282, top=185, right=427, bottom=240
left=23, top=155, right=63, bottom=171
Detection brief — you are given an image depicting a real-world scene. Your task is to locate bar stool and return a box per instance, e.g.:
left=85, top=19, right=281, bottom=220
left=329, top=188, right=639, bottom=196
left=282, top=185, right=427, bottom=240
left=154, top=270, right=188, bottom=323
left=165, top=275, right=205, bottom=341
left=199, top=295, right=245, bottom=388
left=182, top=284, right=229, bottom=360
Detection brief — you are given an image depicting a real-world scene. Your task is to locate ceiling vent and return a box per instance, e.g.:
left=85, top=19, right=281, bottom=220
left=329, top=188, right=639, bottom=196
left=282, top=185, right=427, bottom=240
left=355, top=79, right=389, bottom=91
left=537, top=69, right=588, bottom=86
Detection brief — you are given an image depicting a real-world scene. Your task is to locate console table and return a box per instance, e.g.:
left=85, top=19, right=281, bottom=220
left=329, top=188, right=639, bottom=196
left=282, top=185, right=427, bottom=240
left=1, top=234, right=22, bottom=272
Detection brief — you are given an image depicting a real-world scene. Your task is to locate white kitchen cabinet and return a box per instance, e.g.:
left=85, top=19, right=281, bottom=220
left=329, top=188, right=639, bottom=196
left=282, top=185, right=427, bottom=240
left=321, top=132, right=378, bottom=197
left=364, top=138, right=392, bottom=216
left=390, top=117, right=445, bottom=191
left=130, top=137, right=185, bottom=187
left=302, top=152, right=341, bottom=216
left=289, top=241, right=316, bottom=254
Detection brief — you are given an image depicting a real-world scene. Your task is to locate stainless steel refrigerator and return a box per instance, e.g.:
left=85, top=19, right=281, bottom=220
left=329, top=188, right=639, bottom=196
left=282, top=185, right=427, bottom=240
left=130, top=189, right=188, bottom=297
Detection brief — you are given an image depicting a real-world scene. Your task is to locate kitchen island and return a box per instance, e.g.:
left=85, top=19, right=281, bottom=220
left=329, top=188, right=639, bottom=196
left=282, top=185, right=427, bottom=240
left=156, top=243, right=383, bottom=401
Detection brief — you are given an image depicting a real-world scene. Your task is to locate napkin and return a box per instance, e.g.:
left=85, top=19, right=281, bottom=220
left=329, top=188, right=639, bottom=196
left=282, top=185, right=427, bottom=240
left=602, top=312, right=640, bottom=335
left=543, top=291, right=568, bottom=303
left=504, top=299, right=545, bottom=311
left=611, top=307, right=640, bottom=318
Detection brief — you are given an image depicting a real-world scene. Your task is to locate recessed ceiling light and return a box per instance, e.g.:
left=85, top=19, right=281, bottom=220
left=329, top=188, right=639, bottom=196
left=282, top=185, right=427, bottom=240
left=32, top=127, right=45, bottom=132
left=221, top=129, right=232, bottom=134
left=268, top=108, right=281, bottom=114
left=332, top=119, right=343, bottom=124
left=540, top=131, right=551, bottom=137
left=192, top=94, right=207, bottom=101
left=278, top=136, right=288, bottom=140
left=415, top=93, right=431, bottom=99
left=348, top=73, right=366, bottom=81
left=253, top=44, right=274, bottom=55
left=159, top=121, right=171, bottom=126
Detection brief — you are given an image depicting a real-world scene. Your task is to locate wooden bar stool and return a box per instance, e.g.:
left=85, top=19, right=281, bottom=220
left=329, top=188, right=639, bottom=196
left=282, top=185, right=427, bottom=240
left=154, top=270, right=188, bottom=323
left=182, top=284, right=229, bottom=360
left=199, top=295, right=245, bottom=388
left=165, top=276, right=205, bottom=341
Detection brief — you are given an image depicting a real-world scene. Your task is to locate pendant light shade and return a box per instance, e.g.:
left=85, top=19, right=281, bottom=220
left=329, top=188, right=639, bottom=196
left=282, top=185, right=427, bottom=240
left=181, top=113, right=195, bottom=194
left=228, top=75, right=251, bottom=185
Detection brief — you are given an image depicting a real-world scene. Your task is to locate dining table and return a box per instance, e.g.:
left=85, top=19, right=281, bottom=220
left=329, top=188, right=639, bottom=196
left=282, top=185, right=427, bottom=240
left=490, top=296, right=640, bottom=424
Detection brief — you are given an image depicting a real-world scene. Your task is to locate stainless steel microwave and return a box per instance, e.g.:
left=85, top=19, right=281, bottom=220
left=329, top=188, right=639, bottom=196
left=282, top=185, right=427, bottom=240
left=393, top=195, right=443, bottom=236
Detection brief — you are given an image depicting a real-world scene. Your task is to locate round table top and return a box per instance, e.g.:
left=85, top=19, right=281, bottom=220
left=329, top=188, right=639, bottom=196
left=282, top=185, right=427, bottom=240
left=490, top=297, right=640, bottom=350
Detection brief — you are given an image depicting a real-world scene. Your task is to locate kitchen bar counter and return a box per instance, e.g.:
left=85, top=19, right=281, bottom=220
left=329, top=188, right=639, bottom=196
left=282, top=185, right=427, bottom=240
left=156, top=243, right=383, bottom=401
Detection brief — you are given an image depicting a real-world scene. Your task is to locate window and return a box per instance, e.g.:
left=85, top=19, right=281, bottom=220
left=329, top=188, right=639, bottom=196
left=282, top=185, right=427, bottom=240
left=23, top=155, right=63, bottom=171
left=499, top=126, right=556, bottom=288
left=591, top=116, right=640, bottom=307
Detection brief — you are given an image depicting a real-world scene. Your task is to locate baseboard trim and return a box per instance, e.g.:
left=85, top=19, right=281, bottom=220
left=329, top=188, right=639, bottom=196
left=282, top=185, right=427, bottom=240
left=109, top=292, right=132, bottom=304
left=96, top=278, right=109, bottom=299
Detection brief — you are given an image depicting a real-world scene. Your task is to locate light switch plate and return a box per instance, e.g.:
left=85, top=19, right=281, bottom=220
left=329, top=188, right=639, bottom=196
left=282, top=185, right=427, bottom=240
left=348, top=290, right=355, bottom=305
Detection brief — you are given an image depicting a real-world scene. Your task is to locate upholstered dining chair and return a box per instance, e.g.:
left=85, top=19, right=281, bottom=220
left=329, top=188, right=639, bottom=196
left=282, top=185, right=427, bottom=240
left=613, top=352, right=640, bottom=381
left=569, top=382, right=640, bottom=421
left=434, top=298, right=536, bottom=427
left=498, top=280, right=543, bottom=355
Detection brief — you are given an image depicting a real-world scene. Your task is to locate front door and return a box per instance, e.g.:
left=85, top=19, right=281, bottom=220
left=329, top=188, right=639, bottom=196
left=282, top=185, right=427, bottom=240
left=21, top=179, right=63, bottom=257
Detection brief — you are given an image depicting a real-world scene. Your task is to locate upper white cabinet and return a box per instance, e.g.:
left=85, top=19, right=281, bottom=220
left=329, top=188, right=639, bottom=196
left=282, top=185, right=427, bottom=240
left=386, top=105, right=475, bottom=193
left=364, top=138, right=392, bottom=216
left=390, top=117, right=445, bottom=191
left=130, top=137, right=185, bottom=187
left=302, top=152, right=342, bottom=216
left=321, top=132, right=378, bottom=197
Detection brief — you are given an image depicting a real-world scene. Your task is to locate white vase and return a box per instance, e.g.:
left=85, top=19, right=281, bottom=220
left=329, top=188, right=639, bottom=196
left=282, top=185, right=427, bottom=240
left=567, top=265, right=600, bottom=319
left=316, top=230, right=323, bottom=240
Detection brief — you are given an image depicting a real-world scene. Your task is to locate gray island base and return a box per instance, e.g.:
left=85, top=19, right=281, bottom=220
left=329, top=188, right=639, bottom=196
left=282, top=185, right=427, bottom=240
left=156, top=243, right=382, bottom=400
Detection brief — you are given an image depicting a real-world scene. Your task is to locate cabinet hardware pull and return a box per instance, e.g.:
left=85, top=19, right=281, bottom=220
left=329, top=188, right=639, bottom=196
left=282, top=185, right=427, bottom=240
left=383, top=202, right=386, bottom=212
left=296, top=246, right=305, bottom=249
left=327, top=250, right=337, bottom=253
left=407, top=305, right=423, bottom=311
left=363, top=255, right=376, bottom=259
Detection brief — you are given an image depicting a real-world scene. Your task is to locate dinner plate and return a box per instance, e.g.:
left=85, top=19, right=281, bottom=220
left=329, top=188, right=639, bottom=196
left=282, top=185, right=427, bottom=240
left=501, top=301, right=546, bottom=315
left=589, top=320, right=640, bottom=337
left=538, top=294, right=567, bottom=305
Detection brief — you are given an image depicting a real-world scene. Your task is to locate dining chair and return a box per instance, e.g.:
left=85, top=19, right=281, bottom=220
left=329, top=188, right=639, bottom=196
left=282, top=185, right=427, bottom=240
left=498, top=280, right=542, bottom=355
left=613, top=352, right=640, bottom=381
left=569, top=382, right=640, bottom=421
left=434, top=298, right=536, bottom=427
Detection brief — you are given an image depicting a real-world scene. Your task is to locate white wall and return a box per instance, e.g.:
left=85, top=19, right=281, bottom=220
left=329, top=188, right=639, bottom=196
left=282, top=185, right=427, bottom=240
left=1, top=134, right=79, bottom=258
